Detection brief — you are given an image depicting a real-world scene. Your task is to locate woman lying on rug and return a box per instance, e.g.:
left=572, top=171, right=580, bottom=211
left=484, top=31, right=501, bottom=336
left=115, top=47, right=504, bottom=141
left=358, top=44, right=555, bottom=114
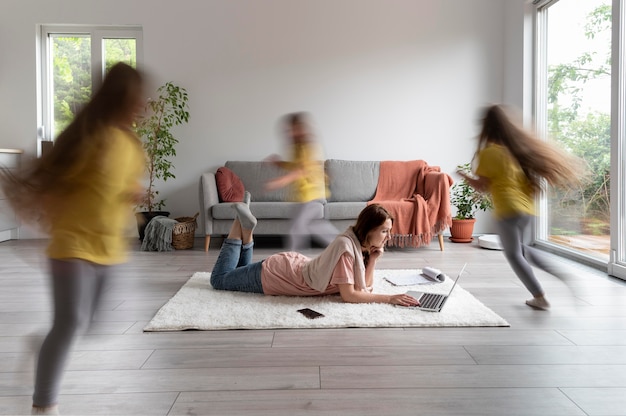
left=210, top=202, right=420, bottom=306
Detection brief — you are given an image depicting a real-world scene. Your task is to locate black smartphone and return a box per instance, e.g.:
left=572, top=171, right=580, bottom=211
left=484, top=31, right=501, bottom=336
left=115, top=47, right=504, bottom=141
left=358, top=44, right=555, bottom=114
left=297, top=308, right=324, bottom=319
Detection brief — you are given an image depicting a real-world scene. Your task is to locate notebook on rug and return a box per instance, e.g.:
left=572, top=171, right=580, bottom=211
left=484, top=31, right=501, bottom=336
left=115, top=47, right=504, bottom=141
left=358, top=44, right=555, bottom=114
left=383, top=266, right=447, bottom=286
left=406, top=263, right=467, bottom=312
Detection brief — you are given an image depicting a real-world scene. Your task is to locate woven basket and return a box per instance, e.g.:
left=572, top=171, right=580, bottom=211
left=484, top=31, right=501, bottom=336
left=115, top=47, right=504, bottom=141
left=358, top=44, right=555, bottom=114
left=172, top=213, right=199, bottom=250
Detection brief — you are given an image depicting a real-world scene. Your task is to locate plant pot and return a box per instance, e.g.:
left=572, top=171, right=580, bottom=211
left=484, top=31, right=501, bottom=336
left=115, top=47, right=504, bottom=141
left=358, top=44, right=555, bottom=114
left=449, top=218, right=476, bottom=243
left=136, top=211, right=170, bottom=241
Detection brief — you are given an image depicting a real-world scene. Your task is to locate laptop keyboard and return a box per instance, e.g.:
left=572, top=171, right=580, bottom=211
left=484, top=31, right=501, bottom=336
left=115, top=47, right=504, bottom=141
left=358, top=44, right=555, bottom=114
left=420, top=293, right=444, bottom=309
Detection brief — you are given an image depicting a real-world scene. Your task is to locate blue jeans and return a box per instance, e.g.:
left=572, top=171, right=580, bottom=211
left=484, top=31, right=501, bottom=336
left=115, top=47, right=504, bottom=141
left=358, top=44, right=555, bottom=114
left=210, top=239, right=264, bottom=293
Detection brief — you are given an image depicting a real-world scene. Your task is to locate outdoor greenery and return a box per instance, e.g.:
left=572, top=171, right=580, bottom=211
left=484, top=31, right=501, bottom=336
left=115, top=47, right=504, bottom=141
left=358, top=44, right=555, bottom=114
left=547, top=3, right=611, bottom=235
left=450, top=163, right=493, bottom=220
left=135, top=82, right=190, bottom=212
left=51, top=36, right=136, bottom=136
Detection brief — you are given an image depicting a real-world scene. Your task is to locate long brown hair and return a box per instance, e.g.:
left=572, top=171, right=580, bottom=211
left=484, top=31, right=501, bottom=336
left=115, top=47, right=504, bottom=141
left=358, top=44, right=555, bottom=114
left=353, top=204, right=394, bottom=245
left=476, top=104, right=584, bottom=193
left=353, top=204, right=393, bottom=267
left=0, top=62, right=144, bottom=228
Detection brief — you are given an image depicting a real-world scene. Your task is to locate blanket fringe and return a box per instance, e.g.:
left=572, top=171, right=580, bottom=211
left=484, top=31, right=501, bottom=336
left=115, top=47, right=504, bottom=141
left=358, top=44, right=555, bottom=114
left=141, top=216, right=178, bottom=252
left=388, top=216, right=452, bottom=248
left=388, top=233, right=428, bottom=248
left=433, top=217, right=452, bottom=234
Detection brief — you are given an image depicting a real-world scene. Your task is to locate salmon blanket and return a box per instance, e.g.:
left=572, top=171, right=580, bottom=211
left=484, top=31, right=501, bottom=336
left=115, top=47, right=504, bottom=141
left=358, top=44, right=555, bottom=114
left=368, top=160, right=453, bottom=248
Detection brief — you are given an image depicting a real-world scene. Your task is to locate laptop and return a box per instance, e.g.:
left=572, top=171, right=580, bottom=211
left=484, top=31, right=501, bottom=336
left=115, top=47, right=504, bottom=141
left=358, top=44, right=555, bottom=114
left=405, top=263, right=467, bottom=312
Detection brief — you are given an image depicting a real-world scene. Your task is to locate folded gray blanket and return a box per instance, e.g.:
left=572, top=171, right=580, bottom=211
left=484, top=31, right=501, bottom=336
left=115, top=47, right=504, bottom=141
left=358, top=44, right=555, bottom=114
left=141, top=216, right=178, bottom=251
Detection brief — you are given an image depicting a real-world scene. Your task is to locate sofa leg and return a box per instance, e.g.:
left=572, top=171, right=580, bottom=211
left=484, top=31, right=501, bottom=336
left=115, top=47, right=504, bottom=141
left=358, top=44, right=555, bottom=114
left=204, top=235, right=211, bottom=252
left=438, top=233, right=444, bottom=251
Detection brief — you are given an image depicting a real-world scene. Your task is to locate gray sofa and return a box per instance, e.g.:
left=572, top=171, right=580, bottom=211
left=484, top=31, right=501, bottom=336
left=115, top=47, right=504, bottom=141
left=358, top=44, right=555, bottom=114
left=199, top=159, right=446, bottom=251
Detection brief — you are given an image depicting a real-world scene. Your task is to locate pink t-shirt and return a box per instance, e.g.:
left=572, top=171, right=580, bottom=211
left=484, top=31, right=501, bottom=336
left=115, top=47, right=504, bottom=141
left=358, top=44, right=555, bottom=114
left=261, top=252, right=355, bottom=296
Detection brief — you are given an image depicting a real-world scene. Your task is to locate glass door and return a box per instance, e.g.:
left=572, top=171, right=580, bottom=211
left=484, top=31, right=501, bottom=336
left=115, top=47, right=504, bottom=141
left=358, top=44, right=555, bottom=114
left=534, top=0, right=612, bottom=266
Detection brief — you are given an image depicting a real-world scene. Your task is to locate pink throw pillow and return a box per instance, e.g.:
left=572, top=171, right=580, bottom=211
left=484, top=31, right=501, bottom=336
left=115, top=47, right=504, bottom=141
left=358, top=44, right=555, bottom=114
left=215, top=167, right=245, bottom=202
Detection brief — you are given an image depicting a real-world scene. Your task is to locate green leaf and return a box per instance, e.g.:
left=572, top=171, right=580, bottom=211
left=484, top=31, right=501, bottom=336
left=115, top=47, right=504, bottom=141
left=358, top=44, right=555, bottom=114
left=450, top=163, right=493, bottom=219
left=134, top=81, right=190, bottom=212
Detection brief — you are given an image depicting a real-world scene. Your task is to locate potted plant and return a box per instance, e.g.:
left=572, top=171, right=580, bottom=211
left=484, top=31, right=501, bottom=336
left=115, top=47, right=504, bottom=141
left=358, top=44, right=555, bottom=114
left=134, top=81, right=190, bottom=240
left=450, top=163, right=493, bottom=242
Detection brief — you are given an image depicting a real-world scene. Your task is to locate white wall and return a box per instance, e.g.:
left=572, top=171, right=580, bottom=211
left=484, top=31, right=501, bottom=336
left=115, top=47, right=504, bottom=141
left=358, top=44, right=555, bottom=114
left=0, top=0, right=526, bottom=237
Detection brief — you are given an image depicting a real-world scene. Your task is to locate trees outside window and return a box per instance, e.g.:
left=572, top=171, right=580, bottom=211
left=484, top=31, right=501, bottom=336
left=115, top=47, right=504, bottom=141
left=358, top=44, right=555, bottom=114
left=39, top=26, right=142, bottom=142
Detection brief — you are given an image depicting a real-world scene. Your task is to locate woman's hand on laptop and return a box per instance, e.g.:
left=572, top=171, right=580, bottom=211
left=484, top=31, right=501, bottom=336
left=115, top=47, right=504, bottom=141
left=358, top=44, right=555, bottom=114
left=389, top=294, right=420, bottom=307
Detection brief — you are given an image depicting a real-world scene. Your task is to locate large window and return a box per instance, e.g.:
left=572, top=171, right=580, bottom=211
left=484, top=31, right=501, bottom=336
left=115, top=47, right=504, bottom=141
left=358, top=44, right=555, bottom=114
left=534, top=0, right=612, bottom=266
left=37, top=25, right=142, bottom=146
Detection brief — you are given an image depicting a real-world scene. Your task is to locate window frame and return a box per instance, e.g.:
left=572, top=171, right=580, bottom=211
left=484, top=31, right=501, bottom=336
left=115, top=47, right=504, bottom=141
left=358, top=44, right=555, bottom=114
left=531, top=0, right=617, bottom=271
left=36, top=24, right=143, bottom=153
left=608, top=0, right=626, bottom=278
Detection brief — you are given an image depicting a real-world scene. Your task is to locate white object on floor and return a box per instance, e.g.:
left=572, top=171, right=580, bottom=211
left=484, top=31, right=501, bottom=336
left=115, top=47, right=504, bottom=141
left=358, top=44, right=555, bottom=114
left=144, top=270, right=509, bottom=331
left=478, top=234, right=503, bottom=250
left=383, top=266, right=446, bottom=286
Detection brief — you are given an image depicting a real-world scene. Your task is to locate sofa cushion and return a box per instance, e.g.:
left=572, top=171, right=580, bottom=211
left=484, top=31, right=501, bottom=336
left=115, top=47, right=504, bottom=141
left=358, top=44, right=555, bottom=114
left=225, top=161, right=292, bottom=202
left=212, top=202, right=320, bottom=220
left=215, top=166, right=245, bottom=202
left=325, top=202, right=368, bottom=220
left=325, top=160, right=379, bottom=202
left=252, top=201, right=323, bottom=219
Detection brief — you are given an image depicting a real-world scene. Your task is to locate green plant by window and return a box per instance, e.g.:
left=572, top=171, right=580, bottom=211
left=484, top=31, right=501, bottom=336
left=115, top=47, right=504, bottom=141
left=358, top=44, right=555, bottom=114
left=451, top=163, right=493, bottom=219
left=135, top=82, right=190, bottom=212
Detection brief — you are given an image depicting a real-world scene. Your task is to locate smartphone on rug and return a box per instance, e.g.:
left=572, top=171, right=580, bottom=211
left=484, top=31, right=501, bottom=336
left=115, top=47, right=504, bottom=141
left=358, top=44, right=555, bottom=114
left=297, top=308, right=325, bottom=319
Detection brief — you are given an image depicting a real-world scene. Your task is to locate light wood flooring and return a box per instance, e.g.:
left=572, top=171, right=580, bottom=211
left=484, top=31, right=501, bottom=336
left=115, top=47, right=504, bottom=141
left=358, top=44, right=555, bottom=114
left=1, top=236, right=626, bottom=415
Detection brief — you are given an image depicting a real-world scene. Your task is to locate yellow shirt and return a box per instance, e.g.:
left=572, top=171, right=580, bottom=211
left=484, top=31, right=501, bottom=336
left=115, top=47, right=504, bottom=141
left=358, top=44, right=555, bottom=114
left=285, top=142, right=327, bottom=202
left=475, top=144, right=535, bottom=219
left=46, top=127, right=145, bottom=264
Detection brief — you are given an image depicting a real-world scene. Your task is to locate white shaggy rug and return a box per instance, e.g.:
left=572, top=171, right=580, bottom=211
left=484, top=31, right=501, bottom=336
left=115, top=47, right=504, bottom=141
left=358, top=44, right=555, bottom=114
left=144, top=270, right=509, bottom=331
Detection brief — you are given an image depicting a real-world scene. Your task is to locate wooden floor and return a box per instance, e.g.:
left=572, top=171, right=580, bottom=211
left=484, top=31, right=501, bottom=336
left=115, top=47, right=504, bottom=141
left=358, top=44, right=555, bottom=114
left=1, top=236, right=626, bottom=416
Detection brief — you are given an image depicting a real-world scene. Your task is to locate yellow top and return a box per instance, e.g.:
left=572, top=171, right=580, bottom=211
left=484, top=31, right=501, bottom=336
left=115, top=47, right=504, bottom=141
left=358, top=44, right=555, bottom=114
left=283, top=142, right=327, bottom=202
left=46, top=126, right=145, bottom=264
left=475, top=143, right=535, bottom=219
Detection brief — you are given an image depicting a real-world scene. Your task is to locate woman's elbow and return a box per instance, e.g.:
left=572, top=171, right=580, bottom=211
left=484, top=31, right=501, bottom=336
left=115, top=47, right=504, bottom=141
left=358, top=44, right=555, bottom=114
left=339, top=291, right=363, bottom=304
left=340, top=295, right=359, bottom=304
